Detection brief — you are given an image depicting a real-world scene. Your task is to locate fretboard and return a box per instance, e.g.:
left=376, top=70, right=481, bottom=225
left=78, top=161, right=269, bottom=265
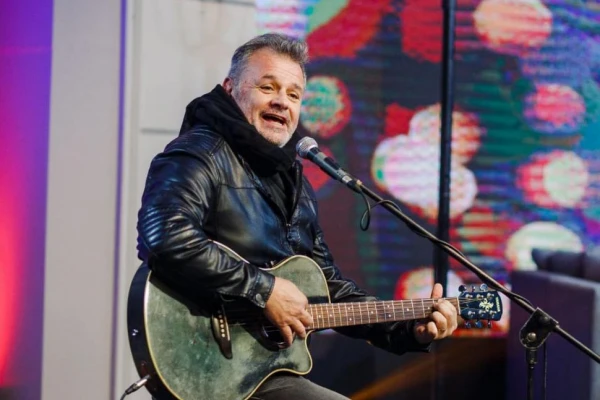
left=306, top=298, right=460, bottom=330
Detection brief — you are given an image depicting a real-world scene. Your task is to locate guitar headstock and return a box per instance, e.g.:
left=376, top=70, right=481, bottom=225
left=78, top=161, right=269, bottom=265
left=458, top=284, right=503, bottom=328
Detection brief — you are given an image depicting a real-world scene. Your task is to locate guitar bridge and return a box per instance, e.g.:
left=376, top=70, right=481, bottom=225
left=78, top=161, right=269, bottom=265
left=211, top=305, right=232, bottom=359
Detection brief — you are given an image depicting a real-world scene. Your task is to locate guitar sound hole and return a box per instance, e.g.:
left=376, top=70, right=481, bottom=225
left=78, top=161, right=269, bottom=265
left=261, top=326, right=289, bottom=349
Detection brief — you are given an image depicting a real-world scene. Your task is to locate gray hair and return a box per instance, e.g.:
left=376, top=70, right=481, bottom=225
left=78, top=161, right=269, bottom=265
left=227, top=33, right=309, bottom=84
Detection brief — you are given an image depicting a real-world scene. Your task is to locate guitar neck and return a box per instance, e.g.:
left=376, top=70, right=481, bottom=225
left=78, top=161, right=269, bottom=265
left=307, top=298, right=460, bottom=330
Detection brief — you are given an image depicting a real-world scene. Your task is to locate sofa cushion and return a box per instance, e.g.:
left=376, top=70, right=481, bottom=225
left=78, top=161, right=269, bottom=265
left=547, top=250, right=585, bottom=278
left=582, top=247, right=600, bottom=283
left=531, top=248, right=584, bottom=277
left=531, top=248, right=555, bottom=271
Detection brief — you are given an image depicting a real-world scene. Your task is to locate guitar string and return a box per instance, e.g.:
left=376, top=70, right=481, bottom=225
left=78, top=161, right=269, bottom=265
left=220, top=300, right=491, bottom=321
left=220, top=298, right=479, bottom=317
left=213, top=299, right=496, bottom=331
left=214, top=305, right=496, bottom=334
left=223, top=306, right=447, bottom=320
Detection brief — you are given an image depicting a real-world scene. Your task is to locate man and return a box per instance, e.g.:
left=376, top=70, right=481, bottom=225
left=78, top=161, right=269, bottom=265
left=137, top=33, right=458, bottom=400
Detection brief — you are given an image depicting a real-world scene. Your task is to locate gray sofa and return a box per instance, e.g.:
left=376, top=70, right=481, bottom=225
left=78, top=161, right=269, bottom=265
left=505, top=248, right=600, bottom=400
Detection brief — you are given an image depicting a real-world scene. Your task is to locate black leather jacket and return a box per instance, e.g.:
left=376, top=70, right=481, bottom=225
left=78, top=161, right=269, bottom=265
left=138, top=127, right=352, bottom=306
left=136, top=88, right=429, bottom=355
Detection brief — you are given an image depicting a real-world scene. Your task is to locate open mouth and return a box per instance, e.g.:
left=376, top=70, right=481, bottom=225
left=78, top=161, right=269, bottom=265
left=262, top=113, right=287, bottom=126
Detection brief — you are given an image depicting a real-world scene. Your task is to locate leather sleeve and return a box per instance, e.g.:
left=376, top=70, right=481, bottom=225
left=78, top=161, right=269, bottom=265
left=307, top=182, right=430, bottom=355
left=136, top=143, right=275, bottom=308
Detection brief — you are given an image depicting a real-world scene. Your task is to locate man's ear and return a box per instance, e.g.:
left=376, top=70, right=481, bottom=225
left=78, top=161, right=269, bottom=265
left=222, top=77, right=234, bottom=95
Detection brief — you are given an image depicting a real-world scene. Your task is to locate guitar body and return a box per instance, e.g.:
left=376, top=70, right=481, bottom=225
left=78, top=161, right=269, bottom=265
left=127, top=251, right=331, bottom=400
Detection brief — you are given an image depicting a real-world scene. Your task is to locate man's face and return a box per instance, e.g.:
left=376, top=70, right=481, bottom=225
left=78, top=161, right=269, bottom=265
left=223, top=48, right=304, bottom=147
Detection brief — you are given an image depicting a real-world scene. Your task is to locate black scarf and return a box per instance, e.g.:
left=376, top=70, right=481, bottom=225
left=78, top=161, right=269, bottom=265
left=179, top=85, right=300, bottom=176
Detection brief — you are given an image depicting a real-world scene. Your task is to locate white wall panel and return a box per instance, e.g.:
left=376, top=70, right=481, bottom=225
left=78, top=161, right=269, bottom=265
left=138, top=0, right=257, bottom=131
left=43, top=0, right=121, bottom=399
left=113, top=1, right=257, bottom=398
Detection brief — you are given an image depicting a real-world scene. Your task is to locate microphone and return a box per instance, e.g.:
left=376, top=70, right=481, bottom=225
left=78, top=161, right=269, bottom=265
left=296, top=137, right=362, bottom=192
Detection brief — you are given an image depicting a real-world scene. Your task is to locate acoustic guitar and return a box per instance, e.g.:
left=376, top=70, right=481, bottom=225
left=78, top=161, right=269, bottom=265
left=127, top=242, right=502, bottom=400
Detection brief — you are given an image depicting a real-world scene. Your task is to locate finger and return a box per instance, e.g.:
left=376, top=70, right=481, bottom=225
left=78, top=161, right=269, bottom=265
left=424, top=321, right=438, bottom=340
left=289, top=319, right=307, bottom=340
left=434, top=300, right=458, bottom=331
left=430, top=283, right=443, bottom=299
left=414, top=320, right=436, bottom=343
left=280, top=325, right=294, bottom=347
left=430, top=311, right=448, bottom=335
left=299, top=311, right=314, bottom=328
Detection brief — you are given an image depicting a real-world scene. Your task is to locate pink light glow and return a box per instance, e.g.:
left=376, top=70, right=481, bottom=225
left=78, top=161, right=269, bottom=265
left=524, top=84, right=586, bottom=134
left=0, top=104, right=28, bottom=386
left=0, top=0, right=52, bottom=390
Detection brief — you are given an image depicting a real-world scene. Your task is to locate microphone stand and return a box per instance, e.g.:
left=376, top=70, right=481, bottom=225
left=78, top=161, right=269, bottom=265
left=345, top=179, right=600, bottom=400
left=435, top=0, right=457, bottom=397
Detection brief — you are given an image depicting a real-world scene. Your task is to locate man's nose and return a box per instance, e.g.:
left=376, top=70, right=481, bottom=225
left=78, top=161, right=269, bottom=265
left=270, top=90, right=290, bottom=109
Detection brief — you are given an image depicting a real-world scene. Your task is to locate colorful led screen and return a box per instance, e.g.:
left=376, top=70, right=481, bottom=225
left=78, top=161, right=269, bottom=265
left=257, top=0, right=600, bottom=337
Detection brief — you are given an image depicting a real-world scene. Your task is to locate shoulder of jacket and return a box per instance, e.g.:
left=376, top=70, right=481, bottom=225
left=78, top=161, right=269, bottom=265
left=164, top=125, right=226, bottom=157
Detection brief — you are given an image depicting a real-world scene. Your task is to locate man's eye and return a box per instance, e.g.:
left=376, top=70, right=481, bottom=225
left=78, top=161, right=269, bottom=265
left=289, top=93, right=300, bottom=100
left=261, top=86, right=273, bottom=91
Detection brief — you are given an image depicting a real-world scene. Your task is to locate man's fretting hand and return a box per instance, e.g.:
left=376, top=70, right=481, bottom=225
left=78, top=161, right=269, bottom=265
left=264, top=277, right=314, bottom=347
left=413, top=283, right=459, bottom=344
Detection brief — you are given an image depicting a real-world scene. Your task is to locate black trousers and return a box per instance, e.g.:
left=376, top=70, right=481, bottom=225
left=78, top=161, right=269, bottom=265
left=250, top=374, right=350, bottom=400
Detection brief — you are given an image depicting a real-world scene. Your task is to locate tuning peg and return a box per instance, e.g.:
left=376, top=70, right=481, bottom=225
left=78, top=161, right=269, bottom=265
left=464, top=321, right=472, bottom=329
left=487, top=320, right=492, bottom=328
left=475, top=320, right=483, bottom=328
left=479, top=284, right=488, bottom=291
left=459, top=285, right=467, bottom=293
